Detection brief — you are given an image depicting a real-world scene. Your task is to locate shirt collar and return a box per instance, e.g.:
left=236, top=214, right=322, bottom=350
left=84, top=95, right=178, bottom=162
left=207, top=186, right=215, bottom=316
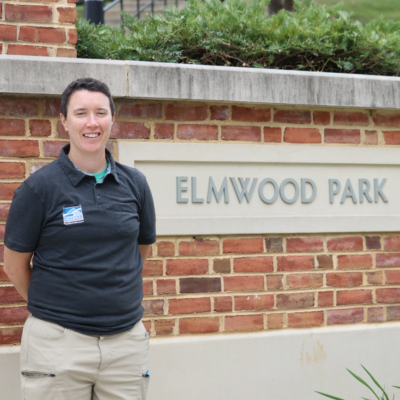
left=59, top=144, right=120, bottom=187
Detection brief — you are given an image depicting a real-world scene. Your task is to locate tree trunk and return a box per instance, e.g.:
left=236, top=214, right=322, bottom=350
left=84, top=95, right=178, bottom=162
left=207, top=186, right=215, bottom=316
left=269, top=0, right=293, bottom=15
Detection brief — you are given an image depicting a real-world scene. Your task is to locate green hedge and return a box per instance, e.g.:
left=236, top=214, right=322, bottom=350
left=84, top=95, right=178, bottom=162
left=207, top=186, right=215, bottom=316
left=76, top=0, right=400, bottom=75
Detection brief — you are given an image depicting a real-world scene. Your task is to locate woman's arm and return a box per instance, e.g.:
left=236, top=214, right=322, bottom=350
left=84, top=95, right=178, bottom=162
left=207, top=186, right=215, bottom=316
left=4, top=246, right=33, bottom=302
left=139, top=245, right=151, bottom=265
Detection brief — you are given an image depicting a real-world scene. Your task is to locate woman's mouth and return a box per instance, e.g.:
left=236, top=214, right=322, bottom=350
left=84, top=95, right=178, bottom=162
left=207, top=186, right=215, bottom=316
left=83, top=133, right=100, bottom=138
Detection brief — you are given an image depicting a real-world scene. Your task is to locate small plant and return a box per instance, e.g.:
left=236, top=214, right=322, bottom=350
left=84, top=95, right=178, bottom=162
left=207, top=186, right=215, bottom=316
left=316, top=365, right=400, bottom=400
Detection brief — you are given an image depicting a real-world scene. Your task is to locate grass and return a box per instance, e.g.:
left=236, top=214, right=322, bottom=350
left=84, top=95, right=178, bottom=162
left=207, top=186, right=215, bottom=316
left=315, top=0, right=400, bottom=23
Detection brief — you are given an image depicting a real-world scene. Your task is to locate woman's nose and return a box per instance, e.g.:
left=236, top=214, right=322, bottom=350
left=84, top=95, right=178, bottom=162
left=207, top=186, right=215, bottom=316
left=87, top=113, right=99, bottom=127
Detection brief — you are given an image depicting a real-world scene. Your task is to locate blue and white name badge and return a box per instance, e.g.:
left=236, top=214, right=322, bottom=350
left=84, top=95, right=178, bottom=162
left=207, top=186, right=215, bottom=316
left=63, top=205, right=84, bottom=225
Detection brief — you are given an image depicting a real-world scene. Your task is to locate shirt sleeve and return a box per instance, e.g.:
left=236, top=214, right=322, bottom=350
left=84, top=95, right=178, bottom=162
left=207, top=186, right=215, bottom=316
left=4, top=182, right=45, bottom=253
left=137, top=177, right=156, bottom=245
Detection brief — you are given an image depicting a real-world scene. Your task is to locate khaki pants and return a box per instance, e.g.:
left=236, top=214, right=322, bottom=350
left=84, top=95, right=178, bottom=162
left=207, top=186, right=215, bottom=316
left=20, top=315, right=150, bottom=400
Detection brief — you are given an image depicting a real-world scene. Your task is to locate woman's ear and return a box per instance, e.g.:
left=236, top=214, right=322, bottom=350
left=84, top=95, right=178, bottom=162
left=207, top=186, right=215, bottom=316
left=60, top=113, right=68, bottom=131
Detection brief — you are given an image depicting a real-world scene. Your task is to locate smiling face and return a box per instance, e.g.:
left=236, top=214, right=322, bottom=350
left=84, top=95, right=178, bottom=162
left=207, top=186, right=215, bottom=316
left=60, top=90, right=114, bottom=159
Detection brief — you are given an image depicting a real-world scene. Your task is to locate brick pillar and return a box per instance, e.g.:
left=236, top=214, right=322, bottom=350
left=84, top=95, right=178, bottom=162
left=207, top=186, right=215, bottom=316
left=0, top=0, right=77, bottom=58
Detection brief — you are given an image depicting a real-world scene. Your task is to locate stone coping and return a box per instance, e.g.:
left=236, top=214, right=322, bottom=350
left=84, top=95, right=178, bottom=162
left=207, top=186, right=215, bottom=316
left=1, top=55, right=400, bottom=109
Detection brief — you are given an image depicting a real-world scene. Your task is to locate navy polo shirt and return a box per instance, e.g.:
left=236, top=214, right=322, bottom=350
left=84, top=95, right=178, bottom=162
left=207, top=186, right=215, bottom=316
left=5, top=144, right=156, bottom=335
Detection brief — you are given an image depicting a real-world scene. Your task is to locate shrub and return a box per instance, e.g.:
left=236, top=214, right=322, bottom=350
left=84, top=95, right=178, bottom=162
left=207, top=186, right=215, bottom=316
left=76, top=0, right=400, bottom=75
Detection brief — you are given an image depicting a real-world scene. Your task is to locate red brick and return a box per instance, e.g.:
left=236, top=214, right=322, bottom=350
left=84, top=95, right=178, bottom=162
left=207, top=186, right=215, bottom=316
left=142, top=320, right=151, bottom=332
left=111, top=122, right=149, bottom=139
left=368, top=307, right=384, bottom=322
left=119, top=103, right=162, bottom=118
left=0, top=245, right=3, bottom=262
left=0, top=119, right=25, bottom=136
left=180, top=277, right=221, bottom=294
left=224, top=275, right=264, bottom=292
left=179, top=239, right=219, bottom=256
left=44, top=99, right=61, bottom=117
left=0, top=225, right=5, bottom=240
left=221, top=126, right=261, bottom=142
left=0, top=162, right=25, bottom=179
left=155, top=319, right=174, bottom=335
left=0, top=183, right=21, bottom=200
left=333, top=112, right=369, bottom=126
left=234, top=294, right=273, bottom=311
left=68, top=29, right=77, bottom=45
left=325, top=129, right=360, bottom=144
left=284, top=128, right=321, bottom=143
left=0, top=99, right=38, bottom=117
left=168, top=297, right=210, bottom=315
left=19, top=26, right=66, bottom=43
left=142, top=260, right=163, bottom=277
left=30, top=161, right=50, bottom=175
left=156, top=279, right=176, bottom=295
left=56, top=121, right=68, bottom=138
left=385, top=129, right=400, bottom=144
left=277, top=255, right=314, bottom=272
left=366, top=236, right=381, bottom=250
left=337, top=254, right=372, bottom=270
left=267, top=275, right=283, bottom=290
left=210, top=106, right=229, bottom=121
left=387, top=306, right=400, bottom=321
left=142, top=280, right=153, bottom=296
left=263, top=127, right=281, bottom=142
left=0, top=203, right=10, bottom=219
left=56, top=48, right=77, bottom=58
left=288, top=311, right=324, bottom=328
left=327, top=272, right=363, bottom=287
left=287, top=273, right=323, bottom=289
left=232, top=106, right=270, bottom=122
left=8, top=44, right=49, bottom=56
left=364, top=130, right=378, bottom=145
left=318, top=291, right=334, bottom=307
left=327, top=308, right=364, bottom=325
left=0, top=327, right=23, bottom=345
left=366, top=271, right=383, bottom=285
left=337, top=289, right=372, bottom=305
left=286, top=237, right=323, bottom=252
left=43, top=140, right=69, bottom=157
left=142, top=299, right=164, bottom=315
left=317, top=255, right=333, bottom=269
left=376, top=288, right=400, bottom=304
left=177, top=124, right=218, bottom=141
left=223, top=238, right=263, bottom=254
left=384, top=236, right=400, bottom=251
left=376, top=253, right=400, bottom=268
left=0, top=306, right=29, bottom=324
left=313, top=111, right=330, bottom=125
left=57, top=7, right=77, bottom=23
left=214, top=296, right=232, bottom=312
left=0, top=44, right=2, bottom=54
left=166, top=259, right=208, bottom=276
left=154, top=124, right=174, bottom=140
left=277, top=292, right=314, bottom=309
left=267, top=313, right=283, bottom=329
left=5, top=4, right=52, bottom=22
left=385, top=270, right=400, bottom=284
left=0, top=286, right=25, bottom=304
left=233, top=256, right=273, bottom=273
left=29, top=120, right=51, bottom=137
left=274, top=109, right=311, bottom=124
left=165, top=105, right=207, bottom=121
left=179, top=317, right=219, bottom=334
left=327, top=236, right=363, bottom=251
left=373, top=113, right=400, bottom=127
left=0, top=25, right=17, bottom=41
left=225, top=314, right=263, bottom=332
left=213, top=259, right=230, bottom=274
left=156, top=241, right=175, bottom=257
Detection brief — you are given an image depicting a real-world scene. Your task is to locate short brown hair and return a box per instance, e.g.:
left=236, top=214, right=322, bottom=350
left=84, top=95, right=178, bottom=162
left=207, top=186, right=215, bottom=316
left=60, top=78, right=116, bottom=118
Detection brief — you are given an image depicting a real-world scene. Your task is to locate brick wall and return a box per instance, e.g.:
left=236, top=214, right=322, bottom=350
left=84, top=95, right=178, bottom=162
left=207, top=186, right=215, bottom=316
left=1, top=96, right=400, bottom=344
left=0, top=0, right=77, bottom=57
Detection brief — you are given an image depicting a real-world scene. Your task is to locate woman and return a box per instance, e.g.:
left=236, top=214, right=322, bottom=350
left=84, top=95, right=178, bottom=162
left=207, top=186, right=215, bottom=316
left=4, top=78, right=156, bottom=400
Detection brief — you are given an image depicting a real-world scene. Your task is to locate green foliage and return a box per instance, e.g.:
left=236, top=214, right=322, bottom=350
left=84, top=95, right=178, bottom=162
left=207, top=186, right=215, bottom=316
left=316, top=365, right=400, bottom=400
left=76, top=0, right=400, bottom=75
